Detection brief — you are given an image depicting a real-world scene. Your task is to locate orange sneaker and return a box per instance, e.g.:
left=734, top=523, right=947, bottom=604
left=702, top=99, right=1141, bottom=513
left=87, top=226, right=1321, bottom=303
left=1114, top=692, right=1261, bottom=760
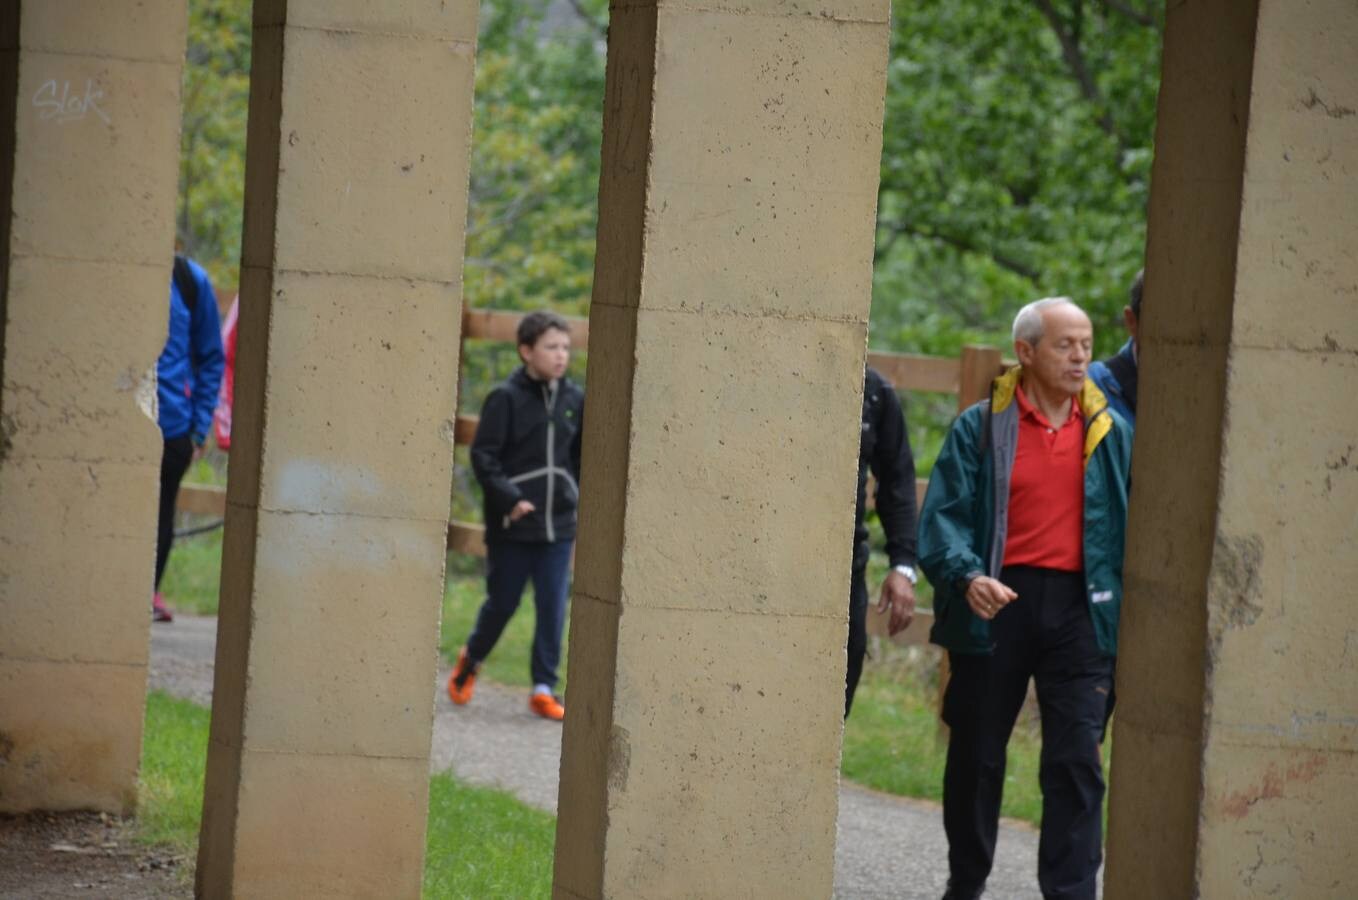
left=528, top=692, right=565, bottom=721
left=447, top=648, right=478, bottom=706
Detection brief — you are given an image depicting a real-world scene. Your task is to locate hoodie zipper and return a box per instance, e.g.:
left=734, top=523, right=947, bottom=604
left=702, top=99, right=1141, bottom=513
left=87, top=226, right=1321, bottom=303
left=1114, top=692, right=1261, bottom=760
left=543, top=381, right=558, bottom=543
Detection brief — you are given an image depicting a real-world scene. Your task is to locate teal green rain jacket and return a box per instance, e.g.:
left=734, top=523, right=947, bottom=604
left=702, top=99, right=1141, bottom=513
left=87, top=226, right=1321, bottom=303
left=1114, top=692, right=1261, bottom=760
left=920, top=366, right=1133, bottom=656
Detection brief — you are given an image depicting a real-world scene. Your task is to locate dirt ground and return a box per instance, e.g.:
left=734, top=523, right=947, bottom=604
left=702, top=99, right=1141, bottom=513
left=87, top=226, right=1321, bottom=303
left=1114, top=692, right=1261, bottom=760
left=0, top=812, right=188, bottom=899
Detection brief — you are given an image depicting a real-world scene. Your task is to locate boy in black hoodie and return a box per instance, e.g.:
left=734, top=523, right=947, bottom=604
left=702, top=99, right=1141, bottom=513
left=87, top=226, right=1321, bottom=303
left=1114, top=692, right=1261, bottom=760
left=448, top=311, right=584, bottom=720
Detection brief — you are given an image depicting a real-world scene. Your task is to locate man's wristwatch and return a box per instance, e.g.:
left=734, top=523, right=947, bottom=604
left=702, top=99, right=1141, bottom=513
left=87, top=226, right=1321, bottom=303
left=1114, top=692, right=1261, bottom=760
left=892, top=564, right=918, bottom=585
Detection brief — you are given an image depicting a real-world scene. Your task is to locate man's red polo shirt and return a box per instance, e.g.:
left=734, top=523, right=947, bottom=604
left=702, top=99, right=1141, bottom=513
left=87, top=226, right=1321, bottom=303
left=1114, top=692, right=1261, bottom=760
left=1002, top=383, right=1084, bottom=572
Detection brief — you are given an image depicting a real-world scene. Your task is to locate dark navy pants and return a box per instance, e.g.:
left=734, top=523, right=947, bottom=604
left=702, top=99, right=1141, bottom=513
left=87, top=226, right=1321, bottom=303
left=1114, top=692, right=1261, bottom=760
left=845, top=567, right=869, bottom=717
left=942, top=566, right=1112, bottom=900
left=466, top=539, right=574, bottom=690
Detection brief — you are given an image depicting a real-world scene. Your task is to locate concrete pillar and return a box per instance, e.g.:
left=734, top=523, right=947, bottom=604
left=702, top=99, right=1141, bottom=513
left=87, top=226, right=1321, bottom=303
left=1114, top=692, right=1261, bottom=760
left=553, top=0, right=891, bottom=895
left=1106, top=1, right=1358, bottom=896
left=0, top=2, right=186, bottom=813
left=194, top=3, right=476, bottom=896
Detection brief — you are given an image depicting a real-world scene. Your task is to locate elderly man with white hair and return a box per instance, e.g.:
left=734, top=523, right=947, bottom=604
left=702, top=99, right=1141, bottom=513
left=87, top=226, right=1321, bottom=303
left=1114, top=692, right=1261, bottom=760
left=919, top=297, right=1132, bottom=900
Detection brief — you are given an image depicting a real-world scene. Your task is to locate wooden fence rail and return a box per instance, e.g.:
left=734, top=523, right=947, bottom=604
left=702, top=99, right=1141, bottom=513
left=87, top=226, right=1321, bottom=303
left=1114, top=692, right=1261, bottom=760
left=177, top=306, right=1004, bottom=644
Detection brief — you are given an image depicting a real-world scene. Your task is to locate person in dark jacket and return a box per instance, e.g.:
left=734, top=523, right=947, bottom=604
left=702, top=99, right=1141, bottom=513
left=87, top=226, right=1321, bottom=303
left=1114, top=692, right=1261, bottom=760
left=919, top=297, right=1131, bottom=900
left=153, top=255, right=225, bottom=622
left=1087, top=268, right=1141, bottom=427
left=448, top=311, right=584, bottom=721
left=845, top=367, right=919, bottom=717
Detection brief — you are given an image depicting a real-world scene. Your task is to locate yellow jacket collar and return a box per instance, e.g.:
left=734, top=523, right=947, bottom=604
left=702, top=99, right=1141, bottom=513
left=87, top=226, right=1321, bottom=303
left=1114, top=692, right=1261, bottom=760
left=991, top=365, right=1110, bottom=415
left=991, top=365, right=1114, bottom=466
left=991, top=365, right=1023, bottom=412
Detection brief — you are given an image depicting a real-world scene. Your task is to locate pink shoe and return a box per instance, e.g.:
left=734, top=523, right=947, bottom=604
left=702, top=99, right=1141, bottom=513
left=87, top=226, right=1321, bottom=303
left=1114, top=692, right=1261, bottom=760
left=152, top=592, right=174, bottom=623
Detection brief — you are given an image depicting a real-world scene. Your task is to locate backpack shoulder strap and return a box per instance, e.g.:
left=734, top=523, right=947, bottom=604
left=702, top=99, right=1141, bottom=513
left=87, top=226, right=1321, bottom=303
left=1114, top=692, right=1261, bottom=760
left=172, top=254, right=198, bottom=313
left=975, top=398, right=992, bottom=457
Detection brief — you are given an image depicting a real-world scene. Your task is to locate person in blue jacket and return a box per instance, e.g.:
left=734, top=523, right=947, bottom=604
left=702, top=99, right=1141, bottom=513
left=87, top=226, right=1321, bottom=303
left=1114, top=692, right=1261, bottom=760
left=153, top=255, right=224, bottom=622
left=1087, top=268, right=1141, bottom=427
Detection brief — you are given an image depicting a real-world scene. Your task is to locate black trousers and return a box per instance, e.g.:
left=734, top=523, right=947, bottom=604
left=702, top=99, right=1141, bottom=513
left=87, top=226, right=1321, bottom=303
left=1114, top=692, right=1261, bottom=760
left=155, top=435, right=195, bottom=589
left=845, top=568, right=869, bottom=717
left=942, top=566, right=1112, bottom=900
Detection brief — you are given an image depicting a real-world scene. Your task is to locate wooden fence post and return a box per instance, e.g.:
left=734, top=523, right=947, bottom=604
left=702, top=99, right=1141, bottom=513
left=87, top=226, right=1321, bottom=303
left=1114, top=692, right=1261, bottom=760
left=957, top=344, right=1003, bottom=410
left=936, top=345, right=1005, bottom=736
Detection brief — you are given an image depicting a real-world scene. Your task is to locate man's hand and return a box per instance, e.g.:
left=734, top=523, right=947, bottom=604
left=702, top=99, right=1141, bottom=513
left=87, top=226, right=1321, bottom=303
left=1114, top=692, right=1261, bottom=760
left=876, top=570, right=916, bottom=636
left=508, top=499, right=536, bottom=522
left=965, top=575, right=1017, bottom=621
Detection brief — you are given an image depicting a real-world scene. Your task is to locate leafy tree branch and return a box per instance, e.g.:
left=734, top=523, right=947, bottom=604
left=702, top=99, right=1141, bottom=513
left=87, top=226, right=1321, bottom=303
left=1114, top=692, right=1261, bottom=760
left=1032, top=0, right=1120, bottom=144
left=882, top=220, right=1040, bottom=282
left=1097, top=0, right=1156, bottom=28
left=564, top=0, right=607, bottom=40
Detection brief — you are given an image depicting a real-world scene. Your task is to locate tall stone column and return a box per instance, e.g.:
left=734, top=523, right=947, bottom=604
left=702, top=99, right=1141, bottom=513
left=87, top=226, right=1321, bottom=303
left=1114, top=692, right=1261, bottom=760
left=194, top=3, right=475, bottom=896
left=0, top=2, right=186, bottom=813
left=553, top=0, right=891, bottom=896
left=1106, top=1, right=1358, bottom=896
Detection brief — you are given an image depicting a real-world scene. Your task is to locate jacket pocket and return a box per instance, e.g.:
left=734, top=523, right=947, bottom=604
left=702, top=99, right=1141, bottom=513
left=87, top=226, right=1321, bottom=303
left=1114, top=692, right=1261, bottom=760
left=967, top=611, right=991, bottom=649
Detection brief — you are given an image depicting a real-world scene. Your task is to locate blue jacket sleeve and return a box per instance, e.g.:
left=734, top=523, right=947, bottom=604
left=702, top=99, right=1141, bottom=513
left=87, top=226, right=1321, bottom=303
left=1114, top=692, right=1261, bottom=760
left=188, top=264, right=225, bottom=440
left=918, top=407, right=988, bottom=598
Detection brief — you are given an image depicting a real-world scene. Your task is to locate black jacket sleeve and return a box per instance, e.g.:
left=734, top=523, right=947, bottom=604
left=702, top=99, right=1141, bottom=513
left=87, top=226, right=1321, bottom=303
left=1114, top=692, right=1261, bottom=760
left=869, top=381, right=918, bottom=567
left=470, top=388, right=523, bottom=517
left=570, top=400, right=584, bottom=480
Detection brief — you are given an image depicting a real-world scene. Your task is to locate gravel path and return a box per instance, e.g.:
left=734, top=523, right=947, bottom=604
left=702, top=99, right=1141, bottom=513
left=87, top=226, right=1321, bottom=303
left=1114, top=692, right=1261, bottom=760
left=150, top=616, right=1046, bottom=898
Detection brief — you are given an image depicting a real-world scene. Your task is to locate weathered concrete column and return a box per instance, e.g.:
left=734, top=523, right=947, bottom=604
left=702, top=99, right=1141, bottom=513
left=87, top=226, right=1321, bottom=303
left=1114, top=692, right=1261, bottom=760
left=0, top=3, right=186, bottom=813
left=554, top=1, right=891, bottom=896
left=1106, top=1, right=1358, bottom=896
left=194, top=3, right=475, bottom=896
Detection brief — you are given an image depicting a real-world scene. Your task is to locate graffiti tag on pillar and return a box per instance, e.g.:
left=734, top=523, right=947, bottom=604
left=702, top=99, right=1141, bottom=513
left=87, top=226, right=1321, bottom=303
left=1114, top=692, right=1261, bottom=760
left=32, top=79, right=111, bottom=126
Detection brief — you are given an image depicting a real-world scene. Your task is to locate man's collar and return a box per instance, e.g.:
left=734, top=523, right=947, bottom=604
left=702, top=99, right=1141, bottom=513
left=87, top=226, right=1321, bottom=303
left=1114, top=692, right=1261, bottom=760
left=1015, top=380, right=1080, bottom=428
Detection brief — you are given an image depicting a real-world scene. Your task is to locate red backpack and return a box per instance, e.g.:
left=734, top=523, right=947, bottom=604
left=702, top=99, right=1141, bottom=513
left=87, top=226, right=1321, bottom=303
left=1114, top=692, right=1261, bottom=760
left=212, top=296, right=238, bottom=450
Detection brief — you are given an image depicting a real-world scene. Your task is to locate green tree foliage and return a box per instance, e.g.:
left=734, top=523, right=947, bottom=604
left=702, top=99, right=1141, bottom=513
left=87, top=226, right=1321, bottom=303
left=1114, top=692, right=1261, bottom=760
left=177, top=0, right=250, bottom=289
left=174, top=0, right=1162, bottom=475
left=176, top=0, right=1161, bottom=351
left=464, top=0, right=606, bottom=319
left=458, top=0, right=607, bottom=416
left=874, top=0, right=1162, bottom=357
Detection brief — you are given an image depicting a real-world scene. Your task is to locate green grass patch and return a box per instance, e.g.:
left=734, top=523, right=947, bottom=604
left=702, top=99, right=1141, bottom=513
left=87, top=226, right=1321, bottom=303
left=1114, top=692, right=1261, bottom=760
left=844, top=642, right=1113, bottom=828
left=158, top=537, right=571, bottom=684
left=155, top=447, right=228, bottom=616
left=185, top=451, right=229, bottom=487
left=158, top=528, right=224, bottom=617
left=841, top=646, right=1044, bottom=824
left=439, top=567, right=569, bottom=692
left=152, top=544, right=1099, bottom=831
left=137, top=691, right=210, bottom=854
left=424, top=773, right=555, bottom=898
left=137, top=690, right=556, bottom=897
